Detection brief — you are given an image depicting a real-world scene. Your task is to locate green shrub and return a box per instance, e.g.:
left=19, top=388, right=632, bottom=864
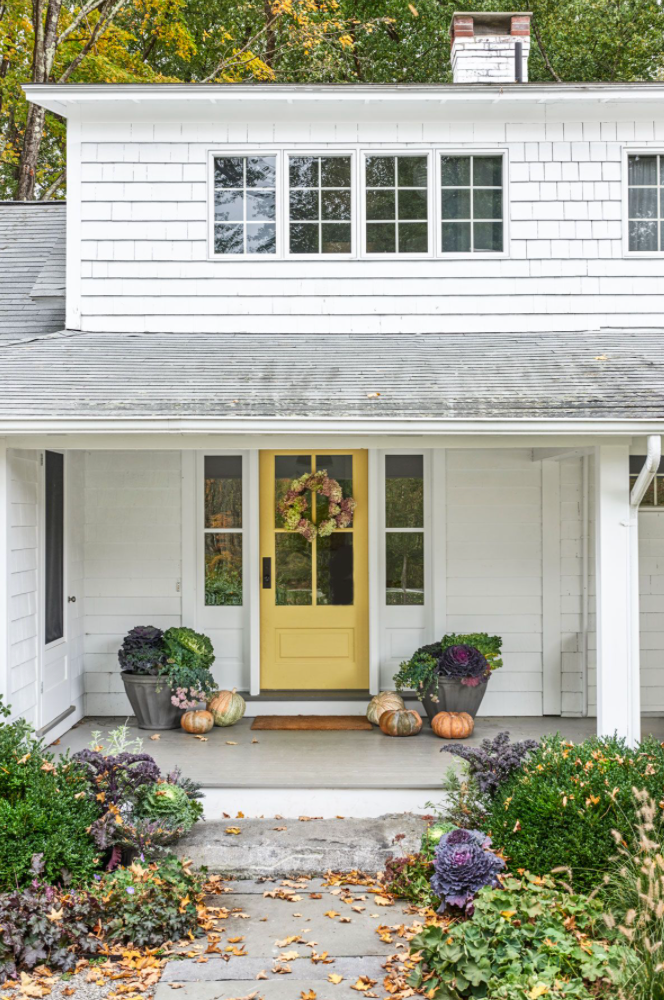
left=0, top=701, right=100, bottom=889
left=409, top=874, right=625, bottom=1000
left=384, top=852, right=438, bottom=909
left=486, top=734, right=664, bottom=893
left=136, top=782, right=203, bottom=832
left=87, top=857, right=204, bottom=947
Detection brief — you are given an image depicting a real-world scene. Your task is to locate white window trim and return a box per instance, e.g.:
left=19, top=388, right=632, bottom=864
left=436, top=148, right=510, bottom=259
left=622, top=146, right=664, bottom=258
left=360, top=149, right=435, bottom=259
left=207, top=150, right=283, bottom=261
left=284, top=149, right=358, bottom=260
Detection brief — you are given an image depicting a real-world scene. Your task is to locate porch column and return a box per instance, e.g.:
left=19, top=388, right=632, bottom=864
left=594, top=444, right=640, bottom=746
left=0, top=439, right=7, bottom=701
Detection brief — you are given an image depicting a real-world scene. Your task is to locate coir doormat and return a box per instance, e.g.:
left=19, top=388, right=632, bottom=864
left=251, top=715, right=372, bottom=731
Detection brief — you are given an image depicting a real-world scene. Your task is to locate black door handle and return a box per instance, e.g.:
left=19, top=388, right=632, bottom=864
left=262, top=557, right=272, bottom=589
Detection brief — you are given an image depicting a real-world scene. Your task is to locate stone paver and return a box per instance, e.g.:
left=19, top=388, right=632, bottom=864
left=176, top=816, right=427, bottom=876
left=158, top=878, right=418, bottom=998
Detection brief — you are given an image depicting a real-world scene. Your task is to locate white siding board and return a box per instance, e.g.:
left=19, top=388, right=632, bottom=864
left=7, top=450, right=39, bottom=724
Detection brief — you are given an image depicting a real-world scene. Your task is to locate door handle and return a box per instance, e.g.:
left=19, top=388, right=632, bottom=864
left=262, top=557, right=272, bottom=589
left=67, top=596, right=76, bottom=603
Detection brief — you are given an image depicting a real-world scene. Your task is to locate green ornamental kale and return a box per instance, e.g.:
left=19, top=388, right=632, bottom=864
left=136, top=782, right=203, bottom=833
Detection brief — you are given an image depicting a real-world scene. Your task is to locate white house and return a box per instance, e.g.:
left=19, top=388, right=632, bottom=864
left=2, top=11, right=664, bottom=750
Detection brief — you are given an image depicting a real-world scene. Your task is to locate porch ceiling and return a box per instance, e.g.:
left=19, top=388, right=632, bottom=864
left=2, top=328, right=664, bottom=423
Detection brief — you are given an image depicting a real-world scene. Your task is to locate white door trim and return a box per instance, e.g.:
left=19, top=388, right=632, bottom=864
left=39, top=449, right=70, bottom=731
left=542, top=459, right=562, bottom=715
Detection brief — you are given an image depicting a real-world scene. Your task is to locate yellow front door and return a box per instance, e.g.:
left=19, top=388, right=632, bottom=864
left=259, top=450, right=369, bottom=690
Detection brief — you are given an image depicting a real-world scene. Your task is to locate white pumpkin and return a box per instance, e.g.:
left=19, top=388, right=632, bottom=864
left=207, top=688, right=246, bottom=727
left=366, top=691, right=406, bottom=726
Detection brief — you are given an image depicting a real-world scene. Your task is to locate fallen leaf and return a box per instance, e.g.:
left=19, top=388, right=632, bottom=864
left=46, top=907, right=64, bottom=923
left=40, top=761, right=56, bottom=773
left=226, top=827, right=242, bottom=836
left=169, top=986, right=183, bottom=991
left=324, top=911, right=340, bottom=919
left=351, top=977, right=378, bottom=993
left=408, top=3, right=418, bottom=13
left=339, top=916, right=351, bottom=923
left=251, top=739, right=259, bottom=744
left=194, top=736, right=208, bottom=742
left=328, top=973, right=344, bottom=984
left=150, top=734, right=161, bottom=741
left=273, top=827, right=287, bottom=832
left=226, top=741, right=238, bottom=746
left=255, top=971, right=267, bottom=980
left=300, top=992, right=317, bottom=999
left=366, top=392, right=380, bottom=399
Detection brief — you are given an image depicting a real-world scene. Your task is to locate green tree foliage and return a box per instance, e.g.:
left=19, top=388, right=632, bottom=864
left=2, top=0, right=664, bottom=198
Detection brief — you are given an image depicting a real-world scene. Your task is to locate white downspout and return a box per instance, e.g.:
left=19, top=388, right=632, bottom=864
left=626, top=435, right=661, bottom=746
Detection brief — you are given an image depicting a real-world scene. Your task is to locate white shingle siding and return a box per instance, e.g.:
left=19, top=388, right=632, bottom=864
left=73, top=106, right=664, bottom=335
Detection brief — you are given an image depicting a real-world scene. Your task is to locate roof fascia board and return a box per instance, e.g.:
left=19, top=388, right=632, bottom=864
left=22, top=83, right=664, bottom=117
left=0, top=417, right=661, bottom=435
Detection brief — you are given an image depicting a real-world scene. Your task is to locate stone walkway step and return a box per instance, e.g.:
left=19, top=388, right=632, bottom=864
left=156, top=981, right=380, bottom=999
left=177, top=815, right=427, bottom=876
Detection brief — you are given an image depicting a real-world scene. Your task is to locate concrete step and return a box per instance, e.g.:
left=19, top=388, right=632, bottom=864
left=176, top=814, right=428, bottom=876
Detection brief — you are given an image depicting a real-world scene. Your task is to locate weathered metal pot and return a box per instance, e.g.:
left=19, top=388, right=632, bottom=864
left=121, top=672, right=183, bottom=730
left=422, top=676, right=489, bottom=722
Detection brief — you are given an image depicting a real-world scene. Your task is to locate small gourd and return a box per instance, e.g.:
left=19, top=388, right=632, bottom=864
left=207, top=688, right=246, bottom=727
left=366, top=691, right=405, bottom=726
left=379, top=708, right=423, bottom=738
left=431, top=711, right=474, bottom=740
left=181, top=709, right=214, bottom=734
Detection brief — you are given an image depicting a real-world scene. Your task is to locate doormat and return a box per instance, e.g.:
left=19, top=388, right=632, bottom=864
left=251, top=715, right=372, bottom=731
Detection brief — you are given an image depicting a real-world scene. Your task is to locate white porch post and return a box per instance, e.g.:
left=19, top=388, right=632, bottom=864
left=594, top=444, right=640, bottom=746
left=0, top=439, right=7, bottom=702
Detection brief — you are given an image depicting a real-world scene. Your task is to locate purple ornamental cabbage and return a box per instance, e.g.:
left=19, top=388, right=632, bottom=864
left=439, top=644, right=490, bottom=687
left=431, top=828, right=505, bottom=913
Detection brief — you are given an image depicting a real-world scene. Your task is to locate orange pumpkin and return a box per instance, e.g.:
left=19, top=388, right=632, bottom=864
left=181, top=709, right=214, bottom=734
left=431, top=711, right=474, bottom=740
left=379, top=709, right=423, bottom=737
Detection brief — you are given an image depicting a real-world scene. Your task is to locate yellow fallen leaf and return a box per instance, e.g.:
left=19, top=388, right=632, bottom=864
left=46, top=907, right=64, bottom=922
left=351, top=977, right=377, bottom=993
left=228, top=936, right=245, bottom=943
left=301, top=992, right=317, bottom=999
left=324, top=911, right=340, bottom=919
left=226, top=741, right=237, bottom=746
left=194, top=736, right=208, bottom=742
left=226, top=827, right=242, bottom=835
left=328, top=973, right=344, bottom=984
left=408, top=3, right=418, bottom=14
left=500, top=911, right=517, bottom=920
left=256, top=971, right=268, bottom=980
left=528, top=987, right=550, bottom=999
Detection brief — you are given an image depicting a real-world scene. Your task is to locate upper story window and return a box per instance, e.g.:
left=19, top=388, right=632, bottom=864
left=213, top=155, right=277, bottom=256
left=440, top=154, right=504, bottom=254
left=630, top=455, right=664, bottom=508
left=364, top=154, right=430, bottom=255
left=627, top=154, right=664, bottom=253
left=288, top=154, right=353, bottom=255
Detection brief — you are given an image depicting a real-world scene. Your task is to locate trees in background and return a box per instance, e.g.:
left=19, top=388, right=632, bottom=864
left=2, top=0, right=664, bottom=200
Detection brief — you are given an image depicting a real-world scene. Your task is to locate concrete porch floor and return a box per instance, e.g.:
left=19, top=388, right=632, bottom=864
left=52, top=714, right=664, bottom=818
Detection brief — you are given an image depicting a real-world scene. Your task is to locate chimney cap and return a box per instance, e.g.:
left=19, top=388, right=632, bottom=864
left=450, top=11, right=532, bottom=37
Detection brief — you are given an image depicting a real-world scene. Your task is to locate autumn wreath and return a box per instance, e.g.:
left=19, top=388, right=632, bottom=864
left=279, top=470, right=356, bottom=542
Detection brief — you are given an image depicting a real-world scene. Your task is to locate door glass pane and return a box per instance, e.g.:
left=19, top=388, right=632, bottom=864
left=276, top=533, right=312, bottom=605
left=275, top=455, right=311, bottom=527
left=204, top=534, right=243, bottom=605
left=205, top=455, right=242, bottom=528
left=45, top=451, right=64, bottom=644
left=315, top=454, right=353, bottom=521
left=385, top=455, right=423, bottom=528
left=386, top=532, right=424, bottom=605
left=317, top=534, right=354, bottom=606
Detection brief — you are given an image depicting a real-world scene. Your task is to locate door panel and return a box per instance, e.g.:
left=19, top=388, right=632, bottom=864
left=260, top=450, right=368, bottom=690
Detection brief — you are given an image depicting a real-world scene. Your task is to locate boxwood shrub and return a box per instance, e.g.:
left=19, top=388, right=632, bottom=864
left=485, top=733, right=664, bottom=893
left=0, top=703, right=100, bottom=889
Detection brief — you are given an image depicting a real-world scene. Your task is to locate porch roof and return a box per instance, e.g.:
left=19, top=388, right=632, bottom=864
left=1, top=327, right=663, bottom=426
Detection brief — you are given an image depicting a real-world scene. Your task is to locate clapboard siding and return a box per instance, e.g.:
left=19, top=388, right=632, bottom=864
left=74, top=109, right=664, bottom=334
left=8, top=450, right=39, bottom=723
left=446, top=449, right=543, bottom=716
left=83, top=451, right=182, bottom=715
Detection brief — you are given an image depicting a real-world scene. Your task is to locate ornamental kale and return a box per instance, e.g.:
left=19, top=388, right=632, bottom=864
left=394, top=633, right=502, bottom=697
left=439, top=644, right=490, bottom=687
left=431, top=828, right=505, bottom=914
left=118, top=625, right=166, bottom=675
left=162, top=626, right=216, bottom=709
left=136, top=782, right=203, bottom=832
left=441, top=731, right=539, bottom=797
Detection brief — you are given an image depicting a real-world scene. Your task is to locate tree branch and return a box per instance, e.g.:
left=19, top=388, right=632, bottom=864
left=533, top=19, right=562, bottom=83
left=40, top=168, right=65, bottom=199
left=58, top=0, right=129, bottom=82
left=56, top=0, right=106, bottom=47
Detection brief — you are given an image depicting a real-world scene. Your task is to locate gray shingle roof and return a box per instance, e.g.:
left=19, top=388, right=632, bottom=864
left=0, top=202, right=66, bottom=343
left=1, top=328, right=662, bottom=422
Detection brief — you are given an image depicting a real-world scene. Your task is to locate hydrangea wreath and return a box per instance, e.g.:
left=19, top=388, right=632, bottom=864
left=279, top=470, right=356, bottom=542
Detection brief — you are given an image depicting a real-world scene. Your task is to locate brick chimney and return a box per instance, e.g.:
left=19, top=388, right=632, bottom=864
left=450, top=11, right=532, bottom=84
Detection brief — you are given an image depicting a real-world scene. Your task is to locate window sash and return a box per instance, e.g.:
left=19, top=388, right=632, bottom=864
left=440, top=153, right=505, bottom=254
left=627, top=153, right=663, bottom=253
left=362, top=152, right=432, bottom=257
left=286, top=153, right=355, bottom=257
left=203, top=454, right=244, bottom=607
left=212, top=154, right=278, bottom=257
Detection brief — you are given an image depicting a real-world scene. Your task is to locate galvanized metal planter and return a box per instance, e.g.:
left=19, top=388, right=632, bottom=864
left=121, top=672, right=183, bottom=730
left=422, top=676, right=489, bottom=722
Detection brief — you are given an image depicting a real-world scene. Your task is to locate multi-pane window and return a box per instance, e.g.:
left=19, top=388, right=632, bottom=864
left=630, top=455, right=664, bottom=508
left=441, top=154, right=504, bottom=253
left=213, top=155, right=277, bottom=255
left=288, top=155, right=353, bottom=254
left=204, top=456, right=243, bottom=605
left=627, top=154, right=664, bottom=252
left=385, top=455, right=424, bottom=606
left=365, top=155, right=429, bottom=254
